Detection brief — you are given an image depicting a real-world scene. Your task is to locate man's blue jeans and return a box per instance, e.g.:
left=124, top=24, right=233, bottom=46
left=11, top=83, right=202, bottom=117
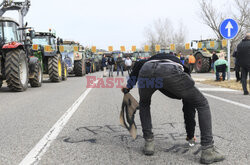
left=117, top=65, right=124, bottom=76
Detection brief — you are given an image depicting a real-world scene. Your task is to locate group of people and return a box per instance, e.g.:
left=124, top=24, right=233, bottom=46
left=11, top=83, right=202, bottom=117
left=101, top=54, right=133, bottom=77
left=211, top=33, right=250, bottom=95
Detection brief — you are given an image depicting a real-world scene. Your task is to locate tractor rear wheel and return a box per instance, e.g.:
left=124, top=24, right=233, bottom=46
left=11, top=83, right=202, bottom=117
left=5, top=49, right=28, bottom=92
left=48, top=54, right=62, bottom=82
left=74, top=59, right=85, bottom=76
left=194, top=53, right=211, bottom=73
left=30, top=61, right=43, bottom=87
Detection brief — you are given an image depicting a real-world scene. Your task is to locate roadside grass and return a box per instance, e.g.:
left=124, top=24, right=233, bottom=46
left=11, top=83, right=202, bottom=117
left=201, top=79, right=250, bottom=91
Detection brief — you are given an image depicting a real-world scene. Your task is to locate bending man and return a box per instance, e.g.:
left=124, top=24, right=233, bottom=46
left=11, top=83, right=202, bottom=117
left=122, top=53, right=224, bottom=164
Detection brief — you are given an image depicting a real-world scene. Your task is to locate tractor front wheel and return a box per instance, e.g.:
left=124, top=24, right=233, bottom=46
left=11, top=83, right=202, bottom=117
left=74, top=59, right=85, bottom=76
left=48, top=54, right=62, bottom=82
left=5, top=49, right=28, bottom=92
left=30, top=61, right=43, bottom=87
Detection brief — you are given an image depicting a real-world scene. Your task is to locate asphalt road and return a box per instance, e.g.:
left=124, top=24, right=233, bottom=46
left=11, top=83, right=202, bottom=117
left=0, top=72, right=249, bottom=165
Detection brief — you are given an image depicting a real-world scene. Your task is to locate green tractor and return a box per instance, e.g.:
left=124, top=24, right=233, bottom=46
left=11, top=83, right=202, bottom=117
left=30, top=31, right=67, bottom=82
left=191, top=40, right=227, bottom=73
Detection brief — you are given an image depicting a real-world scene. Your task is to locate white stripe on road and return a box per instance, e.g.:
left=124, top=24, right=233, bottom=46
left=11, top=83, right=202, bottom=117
left=203, top=92, right=250, bottom=110
left=19, top=80, right=99, bottom=165
left=199, top=88, right=239, bottom=92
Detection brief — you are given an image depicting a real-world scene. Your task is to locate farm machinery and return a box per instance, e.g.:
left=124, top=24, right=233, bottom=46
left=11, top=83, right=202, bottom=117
left=0, top=0, right=43, bottom=91
left=30, top=31, right=68, bottom=82
left=191, top=40, right=227, bottom=73
left=61, top=41, right=86, bottom=76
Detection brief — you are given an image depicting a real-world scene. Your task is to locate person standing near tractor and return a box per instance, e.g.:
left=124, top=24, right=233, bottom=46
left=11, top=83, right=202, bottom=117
left=211, top=51, right=219, bottom=72
left=233, top=49, right=241, bottom=82
left=116, top=54, right=124, bottom=76
left=188, top=54, right=196, bottom=72
left=125, top=56, right=132, bottom=75
left=102, top=55, right=107, bottom=77
left=237, top=33, right=250, bottom=95
left=108, top=54, right=115, bottom=77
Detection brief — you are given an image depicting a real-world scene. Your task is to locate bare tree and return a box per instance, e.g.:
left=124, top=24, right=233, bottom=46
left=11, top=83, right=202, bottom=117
left=144, top=18, right=187, bottom=54
left=171, top=22, right=187, bottom=53
left=199, top=0, right=250, bottom=48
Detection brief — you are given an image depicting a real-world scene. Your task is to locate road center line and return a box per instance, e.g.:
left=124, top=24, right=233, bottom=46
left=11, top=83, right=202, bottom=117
left=203, top=92, right=250, bottom=110
left=19, top=79, right=99, bottom=165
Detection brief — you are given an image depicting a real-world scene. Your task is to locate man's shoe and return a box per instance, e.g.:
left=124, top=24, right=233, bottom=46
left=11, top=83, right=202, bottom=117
left=143, top=138, right=154, bottom=156
left=186, top=137, right=196, bottom=147
left=200, top=145, right=225, bottom=164
left=244, top=91, right=249, bottom=95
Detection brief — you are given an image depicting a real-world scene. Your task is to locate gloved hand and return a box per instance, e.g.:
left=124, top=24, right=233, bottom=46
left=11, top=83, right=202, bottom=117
left=122, top=87, right=130, bottom=94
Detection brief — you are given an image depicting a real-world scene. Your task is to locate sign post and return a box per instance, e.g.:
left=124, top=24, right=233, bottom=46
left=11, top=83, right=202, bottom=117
left=219, top=18, right=238, bottom=80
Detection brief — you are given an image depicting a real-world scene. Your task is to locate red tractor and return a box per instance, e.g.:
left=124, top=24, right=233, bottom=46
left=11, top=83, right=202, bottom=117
left=0, top=0, right=42, bottom=91
left=0, top=17, right=42, bottom=91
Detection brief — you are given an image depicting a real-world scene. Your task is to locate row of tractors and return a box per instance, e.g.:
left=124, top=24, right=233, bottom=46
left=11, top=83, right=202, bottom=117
left=0, top=0, right=98, bottom=92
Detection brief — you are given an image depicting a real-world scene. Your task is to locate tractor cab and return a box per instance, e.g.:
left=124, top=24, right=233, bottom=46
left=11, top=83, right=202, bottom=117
left=31, top=32, right=57, bottom=53
left=0, top=17, right=21, bottom=47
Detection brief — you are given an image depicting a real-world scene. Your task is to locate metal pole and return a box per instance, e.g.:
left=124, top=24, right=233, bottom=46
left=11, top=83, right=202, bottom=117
left=227, top=39, right=231, bottom=80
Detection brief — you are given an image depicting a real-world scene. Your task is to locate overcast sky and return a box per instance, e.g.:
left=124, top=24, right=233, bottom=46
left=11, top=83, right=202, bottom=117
left=3, top=0, right=235, bottom=50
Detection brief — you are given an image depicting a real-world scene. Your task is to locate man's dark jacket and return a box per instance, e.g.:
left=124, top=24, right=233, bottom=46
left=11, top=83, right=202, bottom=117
left=102, top=57, right=107, bottom=67
left=237, top=39, right=250, bottom=69
left=108, top=57, right=115, bottom=65
left=126, top=53, right=190, bottom=89
left=212, top=53, right=219, bottom=63
left=116, top=57, right=123, bottom=66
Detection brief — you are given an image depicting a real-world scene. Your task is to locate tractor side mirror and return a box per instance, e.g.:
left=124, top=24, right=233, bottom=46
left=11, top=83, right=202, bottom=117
left=25, top=22, right=28, bottom=27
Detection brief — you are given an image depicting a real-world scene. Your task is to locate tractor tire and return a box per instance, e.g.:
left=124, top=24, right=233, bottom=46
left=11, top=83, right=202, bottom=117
left=74, top=59, right=84, bottom=76
left=30, top=61, right=43, bottom=87
left=62, top=62, right=68, bottom=81
left=194, top=53, right=211, bottom=73
left=5, top=49, right=28, bottom=92
left=48, top=54, right=62, bottom=82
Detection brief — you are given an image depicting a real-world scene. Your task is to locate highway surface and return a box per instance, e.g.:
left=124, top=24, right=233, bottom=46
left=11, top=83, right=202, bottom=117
left=0, top=72, right=249, bottom=165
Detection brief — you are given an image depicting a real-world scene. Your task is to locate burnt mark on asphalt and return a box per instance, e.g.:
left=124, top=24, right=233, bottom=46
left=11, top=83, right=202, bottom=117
left=63, top=137, right=97, bottom=144
left=63, top=122, right=232, bottom=155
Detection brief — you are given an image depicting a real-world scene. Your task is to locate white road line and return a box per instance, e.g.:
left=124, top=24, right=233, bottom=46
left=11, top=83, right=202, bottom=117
left=203, top=92, right=250, bottom=110
left=19, top=80, right=99, bottom=165
left=199, top=88, right=239, bottom=92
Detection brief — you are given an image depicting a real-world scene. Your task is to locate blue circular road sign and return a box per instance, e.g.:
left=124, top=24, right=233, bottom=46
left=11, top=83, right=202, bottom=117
left=220, top=19, right=238, bottom=39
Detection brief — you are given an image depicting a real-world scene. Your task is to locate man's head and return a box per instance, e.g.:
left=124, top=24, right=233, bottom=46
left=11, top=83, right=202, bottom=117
left=213, top=51, right=216, bottom=54
left=244, top=33, right=250, bottom=40
left=126, top=56, right=129, bottom=59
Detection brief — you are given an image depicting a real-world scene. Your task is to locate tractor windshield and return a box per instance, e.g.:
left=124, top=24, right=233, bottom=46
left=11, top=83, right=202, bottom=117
left=32, top=36, right=49, bottom=46
left=62, top=45, right=74, bottom=53
left=1, top=21, right=19, bottom=43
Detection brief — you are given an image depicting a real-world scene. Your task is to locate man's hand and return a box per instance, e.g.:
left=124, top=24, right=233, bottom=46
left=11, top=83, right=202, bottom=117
left=121, top=86, right=130, bottom=94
